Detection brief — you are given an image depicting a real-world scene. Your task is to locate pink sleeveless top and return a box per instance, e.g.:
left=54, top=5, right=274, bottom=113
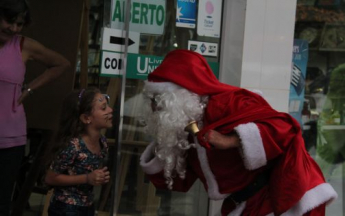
left=0, top=35, right=27, bottom=148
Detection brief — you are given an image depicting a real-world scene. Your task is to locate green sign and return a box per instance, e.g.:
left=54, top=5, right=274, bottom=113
left=126, top=53, right=163, bottom=79
left=100, top=52, right=219, bottom=79
left=111, top=0, right=166, bottom=35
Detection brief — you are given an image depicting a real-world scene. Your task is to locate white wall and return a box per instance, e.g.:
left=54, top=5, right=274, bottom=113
left=219, top=0, right=297, bottom=113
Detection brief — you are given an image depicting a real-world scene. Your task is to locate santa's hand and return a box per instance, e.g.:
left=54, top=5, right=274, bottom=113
left=204, top=130, right=240, bottom=149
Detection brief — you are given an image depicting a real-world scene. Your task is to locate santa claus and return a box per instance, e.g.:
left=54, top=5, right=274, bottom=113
left=139, top=49, right=337, bottom=216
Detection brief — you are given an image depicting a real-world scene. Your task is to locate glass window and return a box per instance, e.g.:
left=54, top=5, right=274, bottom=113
left=293, top=1, right=345, bottom=215
left=99, top=0, right=224, bottom=215
left=22, top=1, right=223, bottom=215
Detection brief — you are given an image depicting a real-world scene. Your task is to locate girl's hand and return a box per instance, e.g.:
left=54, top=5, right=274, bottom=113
left=87, top=167, right=110, bottom=186
left=204, top=130, right=240, bottom=149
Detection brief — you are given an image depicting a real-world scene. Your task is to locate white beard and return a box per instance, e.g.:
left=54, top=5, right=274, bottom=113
left=140, top=86, right=207, bottom=189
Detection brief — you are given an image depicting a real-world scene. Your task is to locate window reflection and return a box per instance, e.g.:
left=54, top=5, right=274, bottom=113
left=294, top=1, right=345, bottom=215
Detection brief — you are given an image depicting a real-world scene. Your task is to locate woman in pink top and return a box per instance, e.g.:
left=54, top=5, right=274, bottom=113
left=0, top=0, right=70, bottom=215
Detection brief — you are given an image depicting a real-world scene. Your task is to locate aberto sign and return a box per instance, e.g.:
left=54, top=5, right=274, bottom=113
left=111, top=0, right=166, bottom=35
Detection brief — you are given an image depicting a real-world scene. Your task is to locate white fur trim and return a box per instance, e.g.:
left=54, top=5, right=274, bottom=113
left=282, top=183, right=337, bottom=216
left=140, top=142, right=164, bottom=174
left=234, top=123, right=267, bottom=170
left=194, top=137, right=229, bottom=200
left=227, top=183, right=337, bottom=216
left=227, top=202, right=246, bottom=216
left=144, top=81, right=182, bottom=94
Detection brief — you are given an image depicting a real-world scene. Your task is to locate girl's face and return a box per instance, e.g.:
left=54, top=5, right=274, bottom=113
left=0, top=15, right=25, bottom=45
left=87, top=93, right=113, bottom=130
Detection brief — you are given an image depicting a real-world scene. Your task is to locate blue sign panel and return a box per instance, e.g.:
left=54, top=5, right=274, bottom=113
left=176, top=0, right=197, bottom=28
left=289, top=39, right=309, bottom=127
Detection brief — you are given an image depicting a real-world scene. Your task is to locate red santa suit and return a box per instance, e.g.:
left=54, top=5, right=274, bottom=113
left=140, top=49, right=337, bottom=216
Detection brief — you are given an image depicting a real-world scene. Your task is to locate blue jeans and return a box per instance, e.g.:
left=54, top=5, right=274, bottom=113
left=48, top=201, right=95, bottom=216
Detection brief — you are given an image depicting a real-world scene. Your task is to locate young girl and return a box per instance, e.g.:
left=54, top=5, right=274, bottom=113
left=44, top=87, right=112, bottom=216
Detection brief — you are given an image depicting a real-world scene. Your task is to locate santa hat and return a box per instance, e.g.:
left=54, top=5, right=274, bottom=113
left=146, top=49, right=239, bottom=96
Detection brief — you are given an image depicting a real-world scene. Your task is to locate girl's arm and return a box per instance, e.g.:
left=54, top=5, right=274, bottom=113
left=45, top=167, right=110, bottom=186
left=18, top=37, right=70, bottom=104
left=45, top=169, right=87, bottom=186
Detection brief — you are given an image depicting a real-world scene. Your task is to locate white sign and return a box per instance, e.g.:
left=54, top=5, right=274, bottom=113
left=197, top=0, right=222, bottom=38
left=101, top=27, right=139, bottom=54
left=111, top=0, right=166, bottom=35
left=188, top=40, right=218, bottom=57
left=100, top=51, right=123, bottom=76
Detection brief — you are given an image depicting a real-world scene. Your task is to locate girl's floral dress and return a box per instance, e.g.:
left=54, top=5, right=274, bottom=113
left=50, top=137, right=108, bottom=206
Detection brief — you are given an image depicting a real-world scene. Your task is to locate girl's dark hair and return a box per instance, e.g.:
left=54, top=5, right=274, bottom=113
left=0, top=0, right=31, bottom=25
left=44, top=87, right=100, bottom=169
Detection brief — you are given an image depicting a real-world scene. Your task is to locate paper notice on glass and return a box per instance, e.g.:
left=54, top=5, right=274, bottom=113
left=289, top=39, right=309, bottom=127
left=197, top=0, right=222, bottom=38
left=188, top=40, right=218, bottom=57
left=176, top=0, right=197, bottom=28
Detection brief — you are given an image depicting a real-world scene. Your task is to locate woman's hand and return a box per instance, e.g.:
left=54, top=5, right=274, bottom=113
left=17, top=88, right=30, bottom=104
left=204, top=130, right=240, bottom=149
left=87, top=167, right=110, bottom=186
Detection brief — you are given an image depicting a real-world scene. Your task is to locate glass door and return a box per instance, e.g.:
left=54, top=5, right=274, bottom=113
left=96, top=0, right=224, bottom=215
left=292, top=1, right=345, bottom=215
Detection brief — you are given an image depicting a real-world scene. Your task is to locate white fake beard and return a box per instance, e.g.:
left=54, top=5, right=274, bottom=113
left=140, top=88, right=207, bottom=189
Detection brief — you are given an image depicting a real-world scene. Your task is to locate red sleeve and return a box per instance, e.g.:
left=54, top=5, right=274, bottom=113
left=234, top=116, right=298, bottom=170
left=140, top=142, right=199, bottom=192
left=257, top=118, right=297, bottom=160
left=146, top=164, right=198, bottom=192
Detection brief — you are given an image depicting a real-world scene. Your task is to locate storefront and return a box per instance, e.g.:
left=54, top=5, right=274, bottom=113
left=16, top=0, right=344, bottom=215
left=293, top=1, right=345, bottom=215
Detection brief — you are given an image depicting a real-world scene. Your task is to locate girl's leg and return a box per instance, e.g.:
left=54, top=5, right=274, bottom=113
left=48, top=201, right=95, bottom=216
left=48, top=201, right=63, bottom=216
left=48, top=201, right=79, bottom=216
left=85, top=205, right=95, bottom=216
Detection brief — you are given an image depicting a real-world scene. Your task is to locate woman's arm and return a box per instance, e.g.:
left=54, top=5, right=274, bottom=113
left=18, top=37, right=70, bottom=103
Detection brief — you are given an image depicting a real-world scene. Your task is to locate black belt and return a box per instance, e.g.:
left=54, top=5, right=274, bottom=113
left=226, top=169, right=271, bottom=205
